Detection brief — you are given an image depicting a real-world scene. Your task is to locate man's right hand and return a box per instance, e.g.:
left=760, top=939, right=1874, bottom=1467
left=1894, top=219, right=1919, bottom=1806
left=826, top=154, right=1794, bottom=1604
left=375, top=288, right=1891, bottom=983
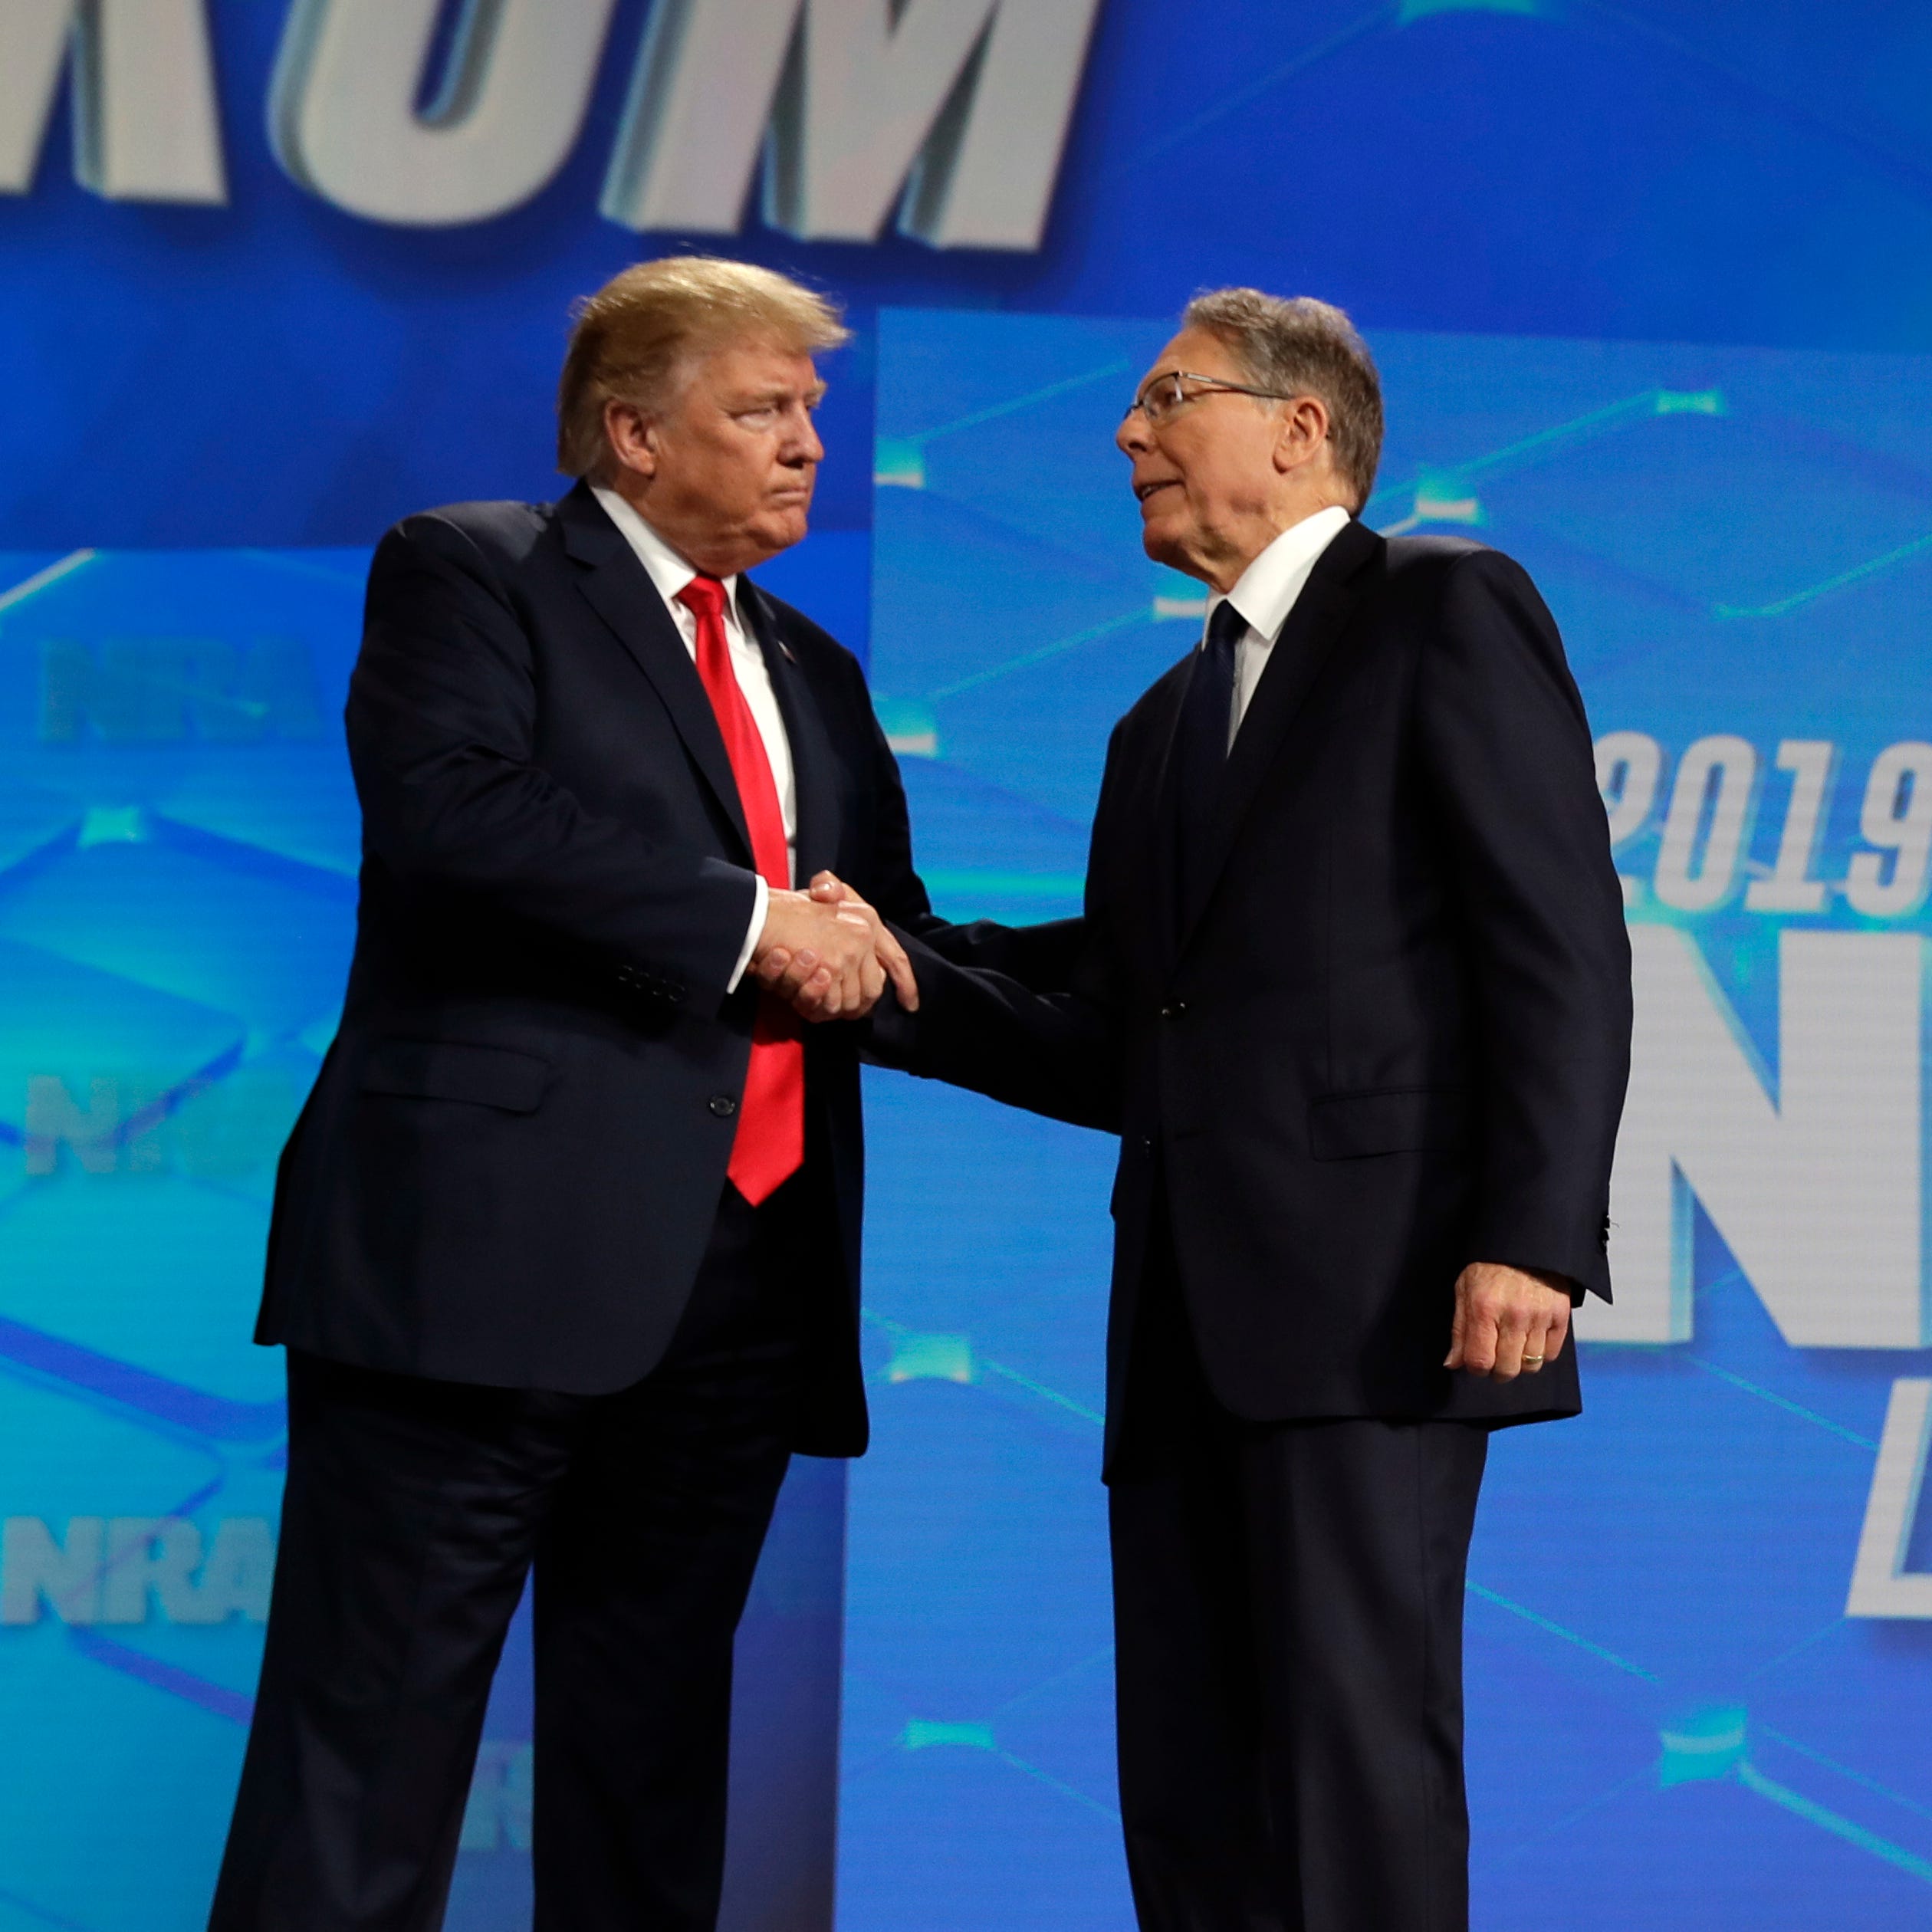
left=752, top=886, right=915, bottom=1021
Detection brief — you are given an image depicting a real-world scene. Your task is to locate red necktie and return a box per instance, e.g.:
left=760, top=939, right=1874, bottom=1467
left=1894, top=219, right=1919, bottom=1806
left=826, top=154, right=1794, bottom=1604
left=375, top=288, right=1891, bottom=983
left=677, top=574, right=805, bottom=1205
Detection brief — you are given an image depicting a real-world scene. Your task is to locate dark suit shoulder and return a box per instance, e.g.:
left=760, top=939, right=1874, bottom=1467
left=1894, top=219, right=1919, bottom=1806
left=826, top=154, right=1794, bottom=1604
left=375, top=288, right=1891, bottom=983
left=383, top=499, right=555, bottom=572
left=1381, top=531, right=1502, bottom=578
left=1379, top=533, right=1543, bottom=598
left=1114, top=647, right=1196, bottom=747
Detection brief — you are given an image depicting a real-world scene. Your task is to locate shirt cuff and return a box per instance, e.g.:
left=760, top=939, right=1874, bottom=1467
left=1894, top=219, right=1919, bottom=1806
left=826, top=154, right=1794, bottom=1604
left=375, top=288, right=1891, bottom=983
left=727, top=873, right=770, bottom=994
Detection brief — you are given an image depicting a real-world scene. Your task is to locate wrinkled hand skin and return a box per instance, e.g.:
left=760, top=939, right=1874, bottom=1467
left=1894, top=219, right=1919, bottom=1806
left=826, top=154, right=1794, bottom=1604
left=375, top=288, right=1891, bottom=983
left=749, top=872, right=918, bottom=1022
left=1444, top=1260, right=1573, bottom=1382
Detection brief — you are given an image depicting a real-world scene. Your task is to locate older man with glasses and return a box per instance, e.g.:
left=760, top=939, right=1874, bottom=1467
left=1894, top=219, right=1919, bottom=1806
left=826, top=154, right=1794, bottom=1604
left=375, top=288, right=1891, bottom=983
left=807, top=289, right=1632, bottom=1930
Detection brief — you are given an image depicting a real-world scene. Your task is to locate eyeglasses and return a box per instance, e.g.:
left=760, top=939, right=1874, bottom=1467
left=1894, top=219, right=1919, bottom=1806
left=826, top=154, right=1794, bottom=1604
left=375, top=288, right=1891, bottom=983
left=1123, top=370, right=1295, bottom=426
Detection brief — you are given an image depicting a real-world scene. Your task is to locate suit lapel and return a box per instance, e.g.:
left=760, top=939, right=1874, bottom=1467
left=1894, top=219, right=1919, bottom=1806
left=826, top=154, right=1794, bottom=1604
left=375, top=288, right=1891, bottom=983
left=740, top=580, right=841, bottom=885
left=1175, top=517, right=1383, bottom=957
left=557, top=483, right=751, bottom=862
left=1139, top=659, right=1198, bottom=977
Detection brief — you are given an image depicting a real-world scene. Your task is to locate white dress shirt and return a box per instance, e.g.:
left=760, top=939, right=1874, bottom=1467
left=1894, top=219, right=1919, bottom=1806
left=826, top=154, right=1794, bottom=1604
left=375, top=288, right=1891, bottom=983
left=1207, top=504, right=1354, bottom=745
left=591, top=486, right=795, bottom=991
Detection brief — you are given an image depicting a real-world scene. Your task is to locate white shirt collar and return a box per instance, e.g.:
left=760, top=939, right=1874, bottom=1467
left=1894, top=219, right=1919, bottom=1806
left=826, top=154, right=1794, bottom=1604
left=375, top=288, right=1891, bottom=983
left=590, top=485, right=741, bottom=621
left=1210, top=504, right=1353, bottom=645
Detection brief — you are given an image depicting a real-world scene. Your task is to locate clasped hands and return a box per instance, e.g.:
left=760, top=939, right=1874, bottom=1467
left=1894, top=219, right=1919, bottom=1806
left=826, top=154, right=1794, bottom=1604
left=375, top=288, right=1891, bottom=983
left=753, top=882, right=1571, bottom=1379
left=750, top=872, right=915, bottom=1022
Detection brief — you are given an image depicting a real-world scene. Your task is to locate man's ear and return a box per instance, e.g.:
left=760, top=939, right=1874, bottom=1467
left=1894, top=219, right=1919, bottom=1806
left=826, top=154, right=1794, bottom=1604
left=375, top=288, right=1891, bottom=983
left=603, top=399, right=659, bottom=483
left=1273, top=396, right=1330, bottom=475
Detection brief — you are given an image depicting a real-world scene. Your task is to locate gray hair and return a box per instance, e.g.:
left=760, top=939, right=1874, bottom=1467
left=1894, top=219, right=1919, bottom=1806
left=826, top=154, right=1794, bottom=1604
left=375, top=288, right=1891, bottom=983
left=1181, top=288, right=1383, bottom=510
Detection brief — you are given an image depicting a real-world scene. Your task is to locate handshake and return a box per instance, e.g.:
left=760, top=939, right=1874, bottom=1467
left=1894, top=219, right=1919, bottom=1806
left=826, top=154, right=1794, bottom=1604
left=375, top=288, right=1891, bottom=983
left=749, top=872, right=917, bottom=1021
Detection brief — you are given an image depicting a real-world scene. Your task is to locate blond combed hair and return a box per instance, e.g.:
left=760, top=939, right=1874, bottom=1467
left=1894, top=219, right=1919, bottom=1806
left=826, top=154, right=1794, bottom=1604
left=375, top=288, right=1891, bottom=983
left=557, top=257, right=851, bottom=477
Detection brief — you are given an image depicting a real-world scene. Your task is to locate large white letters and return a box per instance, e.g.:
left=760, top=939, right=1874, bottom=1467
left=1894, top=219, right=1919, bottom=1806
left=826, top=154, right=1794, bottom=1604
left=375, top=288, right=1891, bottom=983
left=6, top=0, right=1099, bottom=245
left=600, top=0, right=1104, bottom=246
left=1744, top=740, right=1835, bottom=914
left=1652, top=734, right=1757, bottom=912
left=271, top=0, right=617, bottom=224
left=1845, top=742, right=1932, bottom=919
left=1591, top=927, right=1925, bottom=1346
left=0, top=0, right=225, bottom=202
left=1846, top=1380, right=1932, bottom=1618
left=598, top=0, right=798, bottom=235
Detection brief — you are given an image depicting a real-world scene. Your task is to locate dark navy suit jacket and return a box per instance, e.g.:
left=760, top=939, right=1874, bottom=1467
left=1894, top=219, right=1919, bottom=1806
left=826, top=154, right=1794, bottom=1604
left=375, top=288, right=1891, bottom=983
left=873, top=521, right=1632, bottom=1470
left=258, top=481, right=939, bottom=1454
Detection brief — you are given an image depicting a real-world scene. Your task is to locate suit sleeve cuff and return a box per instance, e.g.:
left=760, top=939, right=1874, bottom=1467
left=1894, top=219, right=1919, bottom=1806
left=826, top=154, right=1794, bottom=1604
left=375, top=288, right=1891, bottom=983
left=1469, top=1230, right=1611, bottom=1305
left=726, top=874, right=769, bottom=994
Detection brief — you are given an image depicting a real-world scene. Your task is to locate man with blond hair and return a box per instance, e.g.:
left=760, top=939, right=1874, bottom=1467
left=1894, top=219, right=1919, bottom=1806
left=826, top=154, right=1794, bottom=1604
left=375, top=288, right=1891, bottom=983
left=210, top=258, right=928, bottom=1931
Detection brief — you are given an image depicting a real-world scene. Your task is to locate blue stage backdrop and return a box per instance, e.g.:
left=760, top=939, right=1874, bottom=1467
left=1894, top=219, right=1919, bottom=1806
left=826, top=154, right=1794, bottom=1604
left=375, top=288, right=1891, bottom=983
left=3, top=3, right=1931, bottom=1930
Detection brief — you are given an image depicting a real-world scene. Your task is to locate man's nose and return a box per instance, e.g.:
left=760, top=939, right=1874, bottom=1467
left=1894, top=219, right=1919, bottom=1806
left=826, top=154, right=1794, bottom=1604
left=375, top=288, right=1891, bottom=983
left=1116, top=411, right=1150, bottom=457
left=783, top=406, right=823, bottom=464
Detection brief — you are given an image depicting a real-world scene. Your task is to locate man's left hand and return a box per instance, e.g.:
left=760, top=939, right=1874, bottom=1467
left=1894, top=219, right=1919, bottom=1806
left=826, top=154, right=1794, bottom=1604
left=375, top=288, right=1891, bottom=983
left=752, top=872, right=918, bottom=1021
left=1444, top=1262, right=1572, bottom=1382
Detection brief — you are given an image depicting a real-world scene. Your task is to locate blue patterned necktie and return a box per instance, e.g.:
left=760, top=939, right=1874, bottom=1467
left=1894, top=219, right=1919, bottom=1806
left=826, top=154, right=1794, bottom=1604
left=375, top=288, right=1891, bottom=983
left=1169, top=596, right=1248, bottom=935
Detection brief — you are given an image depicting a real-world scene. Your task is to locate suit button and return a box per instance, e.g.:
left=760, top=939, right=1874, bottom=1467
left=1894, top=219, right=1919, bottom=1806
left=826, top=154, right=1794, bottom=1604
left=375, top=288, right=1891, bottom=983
left=1160, top=1000, right=1188, bottom=1020
left=708, top=1095, right=738, bottom=1119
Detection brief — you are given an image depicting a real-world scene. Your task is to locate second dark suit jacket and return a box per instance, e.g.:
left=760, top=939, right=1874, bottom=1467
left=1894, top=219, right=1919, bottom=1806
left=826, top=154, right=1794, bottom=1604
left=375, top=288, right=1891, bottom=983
left=873, top=521, right=1631, bottom=1464
left=257, top=482, right=941, bottom=1454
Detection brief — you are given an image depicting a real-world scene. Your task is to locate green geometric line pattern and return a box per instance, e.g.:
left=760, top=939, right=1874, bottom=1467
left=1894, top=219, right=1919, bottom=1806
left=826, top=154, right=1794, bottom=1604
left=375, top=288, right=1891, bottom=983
left=1466, top=1580, right=1662, bottom=1681
left=0, top=548, right=97, bottom=617
left=1714, top=527, right=1932, bottom=619
left=1687, top=1357, right=1880, bottom=1450
left=925, top=607, right=1152, bottom=702
left=1759, top=1726, right=1932, bottom=1831
left=1738, top=1763, right=1932, bottom=1887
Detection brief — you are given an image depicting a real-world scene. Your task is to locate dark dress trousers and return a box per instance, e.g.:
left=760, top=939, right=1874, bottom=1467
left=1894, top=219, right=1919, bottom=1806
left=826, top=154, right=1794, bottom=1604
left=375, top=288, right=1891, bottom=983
left=872, top=521, right=1632, bottom=1931
left=212, top=482, right=939, bottom=1932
